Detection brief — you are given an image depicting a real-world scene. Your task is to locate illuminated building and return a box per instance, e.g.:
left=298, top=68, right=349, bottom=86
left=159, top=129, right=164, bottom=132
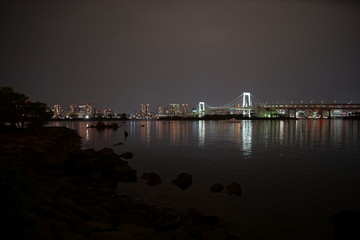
left=53, top=104, right=62, bottom=118
left=69, top=104, right=78, bottom=113
left=181, top=104, right=189, bottom=115
left=140, top=104, right=150, bottom=118
left=79, top=104, right=92, bottom=116
left=170, top=104, right=180, bottom=116
left=104, top=108, right=114, bottom=117
left=158, top=106, right=165, bottom=116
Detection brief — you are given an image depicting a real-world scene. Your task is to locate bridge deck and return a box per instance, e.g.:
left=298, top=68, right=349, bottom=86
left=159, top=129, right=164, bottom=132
left=262, top=103, right=360, bottom=110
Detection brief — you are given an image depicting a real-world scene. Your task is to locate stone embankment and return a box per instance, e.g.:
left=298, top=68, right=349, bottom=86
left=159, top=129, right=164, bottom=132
left=0, top=127, right=242, bottom=240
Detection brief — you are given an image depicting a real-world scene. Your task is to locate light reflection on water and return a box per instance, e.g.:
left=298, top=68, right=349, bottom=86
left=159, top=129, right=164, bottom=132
left=48, top=119, right=360, bottom=239
left=50, top=120, right=359, bottom=156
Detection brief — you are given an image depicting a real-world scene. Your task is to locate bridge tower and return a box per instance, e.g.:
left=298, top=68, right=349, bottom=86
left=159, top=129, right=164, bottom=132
left=198, top=102, right=205, bottom=117
left=242, top=92, right=252, bottom=107
left=242, top=92, right=252, bottom=117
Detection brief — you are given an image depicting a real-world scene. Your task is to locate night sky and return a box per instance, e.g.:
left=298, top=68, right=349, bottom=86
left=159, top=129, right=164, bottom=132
left=1, top=0, right=360, bottom=113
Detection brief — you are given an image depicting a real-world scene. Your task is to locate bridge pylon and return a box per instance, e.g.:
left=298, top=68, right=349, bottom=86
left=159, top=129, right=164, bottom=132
left=198, top=102, right=205, bottom=117
left=242, top=92, right=252, bottom=117
left=242, top=92, right=252, bottom=107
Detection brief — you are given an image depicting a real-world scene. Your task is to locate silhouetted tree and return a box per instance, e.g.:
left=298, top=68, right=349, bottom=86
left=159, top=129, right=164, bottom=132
left=0, top=87, right=52, bottom=129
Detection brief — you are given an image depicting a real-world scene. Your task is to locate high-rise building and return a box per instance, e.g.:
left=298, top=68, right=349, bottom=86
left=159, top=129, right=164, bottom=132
left=140, top=104, right=150, bottom=117
left=53, top=104, right=62, bottom=118
left=79, top=104, right=92, bottom=116
left=158, top=106, right=165, bottom=116
left=69, top=104, right=78, bottom=113
left=181, top=104, right=189, bottom=115
left=170, top=104, right=180, bottom=116
left=104, top=108, right=114, bottom=117
left=157, top=106, right=171, bottom=117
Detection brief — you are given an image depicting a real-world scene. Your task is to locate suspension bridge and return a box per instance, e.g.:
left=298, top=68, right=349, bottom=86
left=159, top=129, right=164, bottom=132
left=197, top=92, right=261, bottom=117
left=197, top=92, right=360, bottom=118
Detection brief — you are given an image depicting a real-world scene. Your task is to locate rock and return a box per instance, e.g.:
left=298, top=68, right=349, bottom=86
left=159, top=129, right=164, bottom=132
left=152, top=209, right=188, bottom=231
left=113, top=142, right=123, bottom=146
left=118, top=208, right=156, bottom=228
left=119, top=152, right=133, bottom=159
left=83, top=148, right=97, bottom=157
left=31, top=216, right=54, bottom=240
left=104, top=166, right=137, bottom=186
left=226, top=232, right=245, bottom=240
left=210, top=184, right=224, bottom=193
left=70, top=204, right=113, bottom=223
left=89, top=231, right=133, bottom=240
left=41, top=149, right=69, bottom=169
left=101, top=197, right=134, bottom=218
left=56, top=196, right=77, bottom=208
left=172, top=173, right=192, bottom=190
left=186, top=208, right=219, bottom=225
left=329, top=211, right=360, bottom=240
left=76, top=221, right=113, bottom=235
left=70, top=157, right=103, bottom=177
left=97, top=148, right=117, bottom=159
left=35, top=206, right=81, bottom=224
left=62, top=232, right=86, bottom=240
left=141, top=172, right=162, bottom=186
left=183, top=223, right=203, bottom=239
left=124, top=131, right=129, bottom=138
left=116, top=224, right=155, bottom=238
left=226, top=182, right=242, bottom=196
left=48, top=218, right=72, bottom=239
left=202, top=229, right=227, bottom=240
left=165, top=229, right=194, bottom=240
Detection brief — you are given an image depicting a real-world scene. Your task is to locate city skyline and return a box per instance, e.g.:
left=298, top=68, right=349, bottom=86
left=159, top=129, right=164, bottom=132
left=50, top=101, right=193, bottom=118
left=1, top=0, right=360, bottom=113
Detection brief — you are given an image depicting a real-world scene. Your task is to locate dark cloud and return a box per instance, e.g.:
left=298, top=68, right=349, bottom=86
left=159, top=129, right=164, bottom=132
left=1, top=0, right=360, bottom=113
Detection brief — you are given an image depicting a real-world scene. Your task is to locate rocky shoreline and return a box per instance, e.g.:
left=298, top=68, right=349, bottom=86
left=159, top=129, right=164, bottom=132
left=0, top=127, right=243, bottom=240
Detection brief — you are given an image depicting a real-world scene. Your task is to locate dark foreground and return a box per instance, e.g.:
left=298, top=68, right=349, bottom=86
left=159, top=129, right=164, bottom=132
left=0, top=127, right=242, bottom=240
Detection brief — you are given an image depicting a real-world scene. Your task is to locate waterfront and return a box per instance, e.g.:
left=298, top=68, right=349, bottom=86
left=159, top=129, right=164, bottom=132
left=49, top=119, right=360, bottom=239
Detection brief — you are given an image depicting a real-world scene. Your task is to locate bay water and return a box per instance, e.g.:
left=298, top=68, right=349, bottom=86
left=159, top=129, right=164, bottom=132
left=49, top=119, right=360, bottom=239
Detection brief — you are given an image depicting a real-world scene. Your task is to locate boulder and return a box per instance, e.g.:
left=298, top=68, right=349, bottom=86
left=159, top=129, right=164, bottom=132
left=97, top=148, right=117, bottom=160
left=186, top=208, right=218, bottom=225
left=104, top=166, right=137, bottom=186
left=183, top=223, right=203, bottom=239
left=141, top=172, right=162, bottom=186
left=172, top=173, right=192, bottom=190
left=31, top=216, right=54, bottom=240
left=153, top=209, right=185, bottom=231
left=76, top=221, right=113, bottom=235
left=83, top=148, right=97, bottom=157
left=226, top=183, right=242, bottom=196
left=116, top=224, right=155, bottom=238
left=119, top=152, right=133, bottom=159
left=210, top=184, right=224, bottom=193
left=48, top=218, right=72, bottom=239
left=35, top=206, right=81, bottom=224
left=71, top=157, right=103, bottom=177
left=89, top=231, right=132, bottom=240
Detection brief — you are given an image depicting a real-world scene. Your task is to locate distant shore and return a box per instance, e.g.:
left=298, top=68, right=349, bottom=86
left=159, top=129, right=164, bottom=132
left=49, top=115, right=299, bottom=121
left=49, top=116, right=358, bottom=121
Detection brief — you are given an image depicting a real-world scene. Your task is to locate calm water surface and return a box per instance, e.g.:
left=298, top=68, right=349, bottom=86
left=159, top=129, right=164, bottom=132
left=49, top=120, right=360, bottom=239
